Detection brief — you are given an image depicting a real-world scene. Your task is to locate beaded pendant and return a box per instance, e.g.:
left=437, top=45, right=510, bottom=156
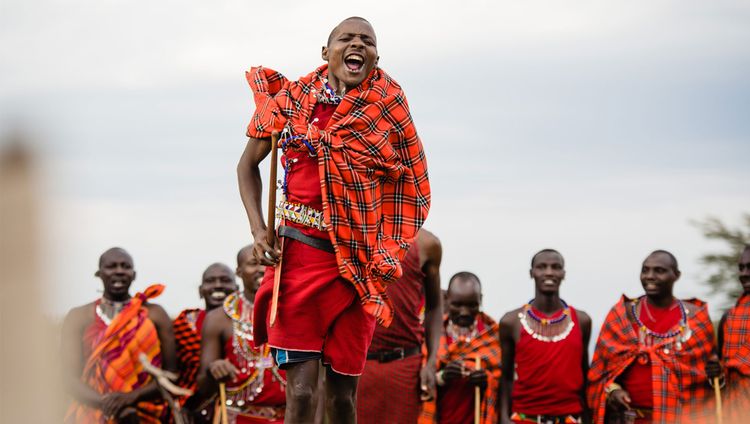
left=518, top=299, right=575, bottom=343
left=631, top=296, right=691, bottom=353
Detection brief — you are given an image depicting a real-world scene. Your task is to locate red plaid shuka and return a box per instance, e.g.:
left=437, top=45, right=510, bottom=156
left=246, top=64, right=431, bottom=327
left=722, top=294, right=750, bottom=421
left=173, top=308, right=204, bottom=399
left=587, top=295, right=715, bottom=423
left=418, top=313, right=501, bottom=424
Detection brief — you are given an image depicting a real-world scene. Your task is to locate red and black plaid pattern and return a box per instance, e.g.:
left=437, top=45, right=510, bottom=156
left=173, top=308, right=203, bottom=395
left=418, top=313, right=501, bottom=424
left=587, top=295, right=716, bottom=423
left=722, top=294, right=750, bottom=421
left=246, top=64, right=430, bottom=327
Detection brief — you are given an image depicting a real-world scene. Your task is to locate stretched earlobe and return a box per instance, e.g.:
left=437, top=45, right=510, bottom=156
left=321, top=46, right=329, bottom=61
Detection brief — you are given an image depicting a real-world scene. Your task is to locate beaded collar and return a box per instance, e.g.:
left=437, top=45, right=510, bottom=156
left=518, top=298, right=575, bottom=343
left=630, top=296, right=692, bottom=351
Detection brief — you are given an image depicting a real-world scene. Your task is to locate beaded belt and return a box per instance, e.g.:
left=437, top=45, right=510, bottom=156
left=276, top=200, right=326, bottom=231
left=510, top=412, right=581, bottom=424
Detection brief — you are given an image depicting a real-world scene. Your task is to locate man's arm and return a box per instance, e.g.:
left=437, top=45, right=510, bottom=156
left=498, top=311, right=518, bottom=424
left=717, top=311, right=728, bottom=358
left=196, top=308, right=236, bottom=401
left=577, top=309, right=592, bottom=423
left=237, top=136, right=278, bottom=266
left=61, top=305, right=104, bottom=409
left=419, top=230, right=443, bottom=400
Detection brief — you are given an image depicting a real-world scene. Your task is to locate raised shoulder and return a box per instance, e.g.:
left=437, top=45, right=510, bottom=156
left=144, top=302, right=171, bottom=326
left=500, top=307, right=523, bottom=340
left=63, top=302, right=96, bottom=330
left=417, top=229, right=442, bottom=263
left=203, top=306, right=232, bottom=335
left=574, top=308, right=592, bottom=327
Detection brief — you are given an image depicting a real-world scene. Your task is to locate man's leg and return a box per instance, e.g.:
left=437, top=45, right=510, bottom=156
left=325, top=367, right=359, bottom=423
left=284, top=360, right=320, bottom=423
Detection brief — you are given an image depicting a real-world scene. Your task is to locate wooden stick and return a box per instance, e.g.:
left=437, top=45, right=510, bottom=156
left=266, top=131, right=279, bottom=246
left=714, top=377, right=723, bottom=424
left=219, top=382, right=229, bottom=424
left=269, top=237, right=284, bottom=326
left=474, top=356, right=481, bottom=424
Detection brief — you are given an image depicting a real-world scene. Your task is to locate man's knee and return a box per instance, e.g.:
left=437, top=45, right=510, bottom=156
left=326, top=390, right=355, bottom=412
left=287, top=379, right=316, bottom=407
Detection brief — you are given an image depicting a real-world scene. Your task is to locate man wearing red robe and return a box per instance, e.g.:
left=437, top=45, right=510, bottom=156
left=499, top=249, right=592, bottom=424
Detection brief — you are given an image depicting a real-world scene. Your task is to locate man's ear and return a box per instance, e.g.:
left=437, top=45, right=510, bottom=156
left=375, top=56, right=379, bottom=67
left=94, top=270, right=100, bottom=278
left=321, top=46, right=329, bottom=61
left=236, top=267, right=241, bottom=278
left=198, top=286, right=203, bottom=299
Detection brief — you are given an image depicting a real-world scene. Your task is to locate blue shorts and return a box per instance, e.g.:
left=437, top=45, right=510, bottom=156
left=271, top=347, right=322, bottom=368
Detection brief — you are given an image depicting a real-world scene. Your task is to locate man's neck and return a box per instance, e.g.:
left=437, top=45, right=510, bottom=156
left=102, top=293, right=131, bottom=304
left=531, top=292, right=562, bottom=314
left=645, top=293, right=675, bottom=309
left=242, top=289, right=256, bottom=303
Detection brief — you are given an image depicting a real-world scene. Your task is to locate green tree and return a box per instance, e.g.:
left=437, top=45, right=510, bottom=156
left=692, top=213, right=750, bottom=310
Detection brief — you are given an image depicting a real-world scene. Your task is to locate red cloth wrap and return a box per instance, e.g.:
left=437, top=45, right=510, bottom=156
left=246, top=64, right=431, bottom=327
left=357, top=355, right=423, bottom=424
left=722, top=293, right=750, bottom=422
left=512, top=306, right=584, bottom=415
left=368, top=244, right=425, bottom=352
left=173, top=308, right=205, bottom=399
left=587, top=295, right=716, bottom=424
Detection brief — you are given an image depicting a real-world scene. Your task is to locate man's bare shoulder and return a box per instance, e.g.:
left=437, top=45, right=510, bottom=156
left=417, top=229, right=442, bottom=262
left=500, top=308, right=523, bottom=326
left=143, top=302, right=171, bottom=326
left=63, top=302, right=96, bottom=327
left=573, top=308, right=592, bottom=325
left=204, top=306, right=231, bottom=328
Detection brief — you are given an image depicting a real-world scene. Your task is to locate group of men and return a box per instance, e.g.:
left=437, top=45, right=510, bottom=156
left=61, top=15, right=749, bottom=424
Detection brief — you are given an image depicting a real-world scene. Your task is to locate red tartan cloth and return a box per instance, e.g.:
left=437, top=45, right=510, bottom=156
left=369, top=243, right=425, bottom=351
left=173, top=308, right=205, bottom=399
left=246, top=64, right=431, bottom=327
left=418, top=313, right=501, bottom=424
left=587, top=295, right=715, bottom=423
left=357, top=354, right=422, bottom=424
left=722, top=294, right=750, bottom=422
left=512, top=306, right=584, bottom=415
left=65, top=285, right=166, bottom=424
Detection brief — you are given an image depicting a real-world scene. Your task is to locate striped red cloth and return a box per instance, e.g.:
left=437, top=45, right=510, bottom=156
left=722, top=293, right=750, bottom=422
left=172, top=308, right=204, bottom=399
left=418, top=313, right=501, bottom=424
left=587, top=295, right=715, bottom=423
left=246, top=64, right=431, bottom=327
left=65, top=284, right=166, bottom=423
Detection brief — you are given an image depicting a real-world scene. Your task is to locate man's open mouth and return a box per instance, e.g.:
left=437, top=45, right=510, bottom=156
left=345, top=54, right=364, bottom=72
left=210, top=291, right=228, bottom=300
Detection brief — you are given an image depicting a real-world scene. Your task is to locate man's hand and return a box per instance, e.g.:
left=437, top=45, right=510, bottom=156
left=468, top=369, right=488, bottom=390
left=419, top=363, right=436, bottom=401
left=706, top=354, right=723, bottom=380
left=100, top=391, right=137, bottom=419
left=441, top=361, right=464, bottom=384
left=606, top=389, right=631, bottom=411
left=251, top=228, right=280, bottom=266
left=209, top=359, right=239, bottom=382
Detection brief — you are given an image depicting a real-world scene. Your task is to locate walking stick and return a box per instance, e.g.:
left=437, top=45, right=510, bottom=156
left=474, top=356, right=481, bottom=424
left=713, top=376, right=723, bottom=424
left=266, top=132, right=283, bottom=327
left=219, top=382, right=229, bottom=424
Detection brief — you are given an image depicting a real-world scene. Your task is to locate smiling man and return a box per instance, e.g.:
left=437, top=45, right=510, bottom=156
left=587, top=250, right=717, bottom=423
left=62, top=247, right=176, bottom=423
left=237, top=16, right=430, bottom=422
left=499, top=249, right=592, bottom=424
left=173, top=262, right=238, bottom=419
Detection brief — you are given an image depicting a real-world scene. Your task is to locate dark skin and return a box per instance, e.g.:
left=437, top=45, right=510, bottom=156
left=607, top=251, right=709, bottom=412
left=440, top=278, right=489, bottom=392
left=200, top=263, right=240, bottom=311
left=713, top=247, right=750, bottom=381
left=61, top=248, right=177, bottom=422
left=498, top=251, right=592, bottom=424
left=417, top=229, right=444, bottom=401
left=236, top=17, right=380, bottom=424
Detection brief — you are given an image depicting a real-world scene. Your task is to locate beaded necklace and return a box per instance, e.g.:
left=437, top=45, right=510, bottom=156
left=222, top=293, right=286, bottom=408
left=518, top=298, right=575, bottom=343
left=96, top=297, right=131, bottom=326
left=447, top=318, right=479, bottom=343
left=631, top=296, right=691, bottom=351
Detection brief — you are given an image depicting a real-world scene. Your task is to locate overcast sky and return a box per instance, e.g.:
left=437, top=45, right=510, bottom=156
left=1, top=1, right=748, bottom=336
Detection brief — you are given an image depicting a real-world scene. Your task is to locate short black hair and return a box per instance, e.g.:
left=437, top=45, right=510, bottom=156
left=530, top=249, right=564, bottom=268
left=648, top=250, right=679, bottom=272
left=98, top=247, right=131, bottom=268
left=447, top=271, right=481, bottom=293
left=236, top=244, right=254, bottom=266
left=327, top=16, right=372, bottom=46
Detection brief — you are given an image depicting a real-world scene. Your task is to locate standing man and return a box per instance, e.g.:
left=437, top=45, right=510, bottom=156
left=173, top=263, right=238, bottom=418
left=196, top=246, right=286, bottom=423
left=62, top=247, right=176, bottom=423
left=714, top=244, right=750, bottom=421
left=419, top=272, right=501, bottom=424
left=588, top=250, right=716, bottom=423
left=237, top=16, right=430, bottom=423
left=357, top=229, right=443, bottom=423
left=499, top=249, right=592, bottom=424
